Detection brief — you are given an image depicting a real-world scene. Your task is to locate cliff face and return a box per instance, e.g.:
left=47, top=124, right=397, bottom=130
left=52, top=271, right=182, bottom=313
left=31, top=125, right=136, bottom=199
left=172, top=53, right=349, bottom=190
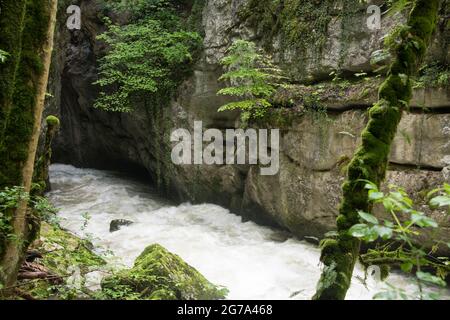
left=47, top=0, right=450, bottom=245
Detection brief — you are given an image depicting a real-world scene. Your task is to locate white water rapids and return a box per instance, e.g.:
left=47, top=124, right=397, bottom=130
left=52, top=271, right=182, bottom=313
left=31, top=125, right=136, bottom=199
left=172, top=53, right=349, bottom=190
left=47, top=164, right=448, bottom=300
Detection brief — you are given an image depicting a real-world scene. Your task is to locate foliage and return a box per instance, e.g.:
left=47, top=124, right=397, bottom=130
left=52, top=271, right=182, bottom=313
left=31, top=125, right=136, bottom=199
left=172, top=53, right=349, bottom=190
left=413, top=63, right=450, bottom=88
left=94, top=17, right=201, bottom=113
left=217, top=40, right=286, bottom=123
left=428, top=183, right=450, bottom=212
left=0, top=187, right=27, bottom=248
left=386, top=0, right=413, bottom=16
left=0, top=186, right=58, bottom=266
left=102, top=0, right=182, bottom=28
left=348, top=182, right=450, bottom=300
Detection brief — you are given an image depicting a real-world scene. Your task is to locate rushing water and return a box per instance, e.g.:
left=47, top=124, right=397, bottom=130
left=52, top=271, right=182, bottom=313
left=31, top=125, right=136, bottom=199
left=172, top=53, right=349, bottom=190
left=47, top=164, right=448, bottom=300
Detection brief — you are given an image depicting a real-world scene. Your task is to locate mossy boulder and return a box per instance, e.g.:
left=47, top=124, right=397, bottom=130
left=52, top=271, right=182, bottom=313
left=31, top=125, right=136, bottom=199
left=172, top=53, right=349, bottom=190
left=38, top=222, right=105, bottom=275
left=101, top=244, right=228, bottom=300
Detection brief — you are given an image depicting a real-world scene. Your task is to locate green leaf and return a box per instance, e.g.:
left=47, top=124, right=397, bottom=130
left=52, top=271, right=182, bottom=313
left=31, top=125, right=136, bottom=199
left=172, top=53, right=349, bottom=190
left=384, top=220, right=395, bottom=228
left=411, top=212, right=438, bottom=228
left=93, top=18, right=202, bottom=113
left=400, top=261, right=413, bottom=273
left=324, top=231, right=339, bottom=238
left=373, top=225, right=393, bottom=240
left=358, top=211, right=379, bottom=225
left=368, top=191, right=384, bottom=201
left=370, top=49, right=391, bottom=66
left=363, top=227, right=380, bottom=242
left=364, top=182, right=378, bottom=191
left=382, top=198, right=394, bottom=212
left=416, top=271, right=446, bottom=287
left=430, top=196, right=450, bottom=208
left=349, top=224, right=370, bottom=238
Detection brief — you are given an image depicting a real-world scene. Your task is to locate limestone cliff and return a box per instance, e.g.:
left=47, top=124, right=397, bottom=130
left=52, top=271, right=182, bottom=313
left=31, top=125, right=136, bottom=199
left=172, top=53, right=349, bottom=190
left=46, top=0, right=450, bottom=247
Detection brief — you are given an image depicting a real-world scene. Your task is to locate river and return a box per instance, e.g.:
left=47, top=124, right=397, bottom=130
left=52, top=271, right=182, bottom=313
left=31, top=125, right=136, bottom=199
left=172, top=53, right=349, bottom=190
left=47, top=164, right=448, bottom=300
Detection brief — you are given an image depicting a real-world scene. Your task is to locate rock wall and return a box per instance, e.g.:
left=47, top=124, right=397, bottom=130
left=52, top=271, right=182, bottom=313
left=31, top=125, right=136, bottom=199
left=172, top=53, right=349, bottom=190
left=47, top=0, right=450, bottom=247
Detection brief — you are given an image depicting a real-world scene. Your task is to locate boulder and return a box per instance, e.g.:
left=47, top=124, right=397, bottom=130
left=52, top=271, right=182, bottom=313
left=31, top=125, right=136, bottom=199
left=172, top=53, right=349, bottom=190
left=101, top=244, right=228, bottom=300
left=109, top=219, right=134, bottom=233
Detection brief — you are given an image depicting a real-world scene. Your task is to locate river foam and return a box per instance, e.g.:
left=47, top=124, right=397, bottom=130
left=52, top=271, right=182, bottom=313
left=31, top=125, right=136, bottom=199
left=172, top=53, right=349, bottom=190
left=47, top=164, right=448, bottom=300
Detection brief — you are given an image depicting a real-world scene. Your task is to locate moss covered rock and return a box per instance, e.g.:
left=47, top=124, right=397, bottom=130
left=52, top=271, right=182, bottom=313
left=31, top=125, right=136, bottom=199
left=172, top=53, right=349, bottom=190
left=101, top=244, right=228, bottom=300
left=38, top=222, right=105, bottom=275
left=19, top=222, right=105, bottom=299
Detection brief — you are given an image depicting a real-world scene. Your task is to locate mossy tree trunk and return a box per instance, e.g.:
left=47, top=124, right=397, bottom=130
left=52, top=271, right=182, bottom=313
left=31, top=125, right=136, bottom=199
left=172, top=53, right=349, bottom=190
left=0, top=0, right=58, bottom=290
left=313, top=0, right=440, bottom=300
left=34, top=116, right=60, bottom=193
left=0, top=0, right=27, bottom=150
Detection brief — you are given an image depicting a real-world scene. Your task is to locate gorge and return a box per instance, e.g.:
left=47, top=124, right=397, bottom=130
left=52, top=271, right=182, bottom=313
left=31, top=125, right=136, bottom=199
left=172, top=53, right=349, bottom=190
left=47, top=164, right=450, bottom=299
left=0, top=0, right=449, bottom=301
left=46, top=0, right=450, bottom=248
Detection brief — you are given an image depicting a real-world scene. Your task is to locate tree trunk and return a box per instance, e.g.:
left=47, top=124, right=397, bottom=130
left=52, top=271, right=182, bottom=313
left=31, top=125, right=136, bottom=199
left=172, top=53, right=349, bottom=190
left=34, top=116, right=60, bottom=193
left=0, top=0, right=58, bottom=290
left=313, top=0, right=441, bottom=300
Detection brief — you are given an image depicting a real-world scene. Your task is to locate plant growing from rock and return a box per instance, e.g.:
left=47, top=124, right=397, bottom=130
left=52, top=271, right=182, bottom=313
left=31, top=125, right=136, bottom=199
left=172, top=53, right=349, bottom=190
left=217, top=40, right=286, bottom=123
left=94, top=4, right=202, bottom=113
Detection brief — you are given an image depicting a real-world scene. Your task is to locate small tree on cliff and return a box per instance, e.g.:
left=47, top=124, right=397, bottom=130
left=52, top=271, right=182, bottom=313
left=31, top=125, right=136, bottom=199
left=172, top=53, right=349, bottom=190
left=313, top=0, right=441, bottom=300
left=217, top=40, right=285, bottom=123
left=94, top=16, right=201, bottom=112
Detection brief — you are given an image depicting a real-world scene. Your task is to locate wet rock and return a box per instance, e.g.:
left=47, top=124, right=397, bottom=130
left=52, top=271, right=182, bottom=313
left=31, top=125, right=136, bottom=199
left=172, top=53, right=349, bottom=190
left=109, top=219, right=134, bottom=233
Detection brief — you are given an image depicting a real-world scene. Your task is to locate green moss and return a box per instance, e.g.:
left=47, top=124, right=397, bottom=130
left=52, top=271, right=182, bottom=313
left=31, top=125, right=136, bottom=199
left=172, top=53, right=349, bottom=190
left=241, top=0, right=363, bottom=82
left=45, top=115, right=60, bottom=127
left=0, top=0, right=27, bottom=140
left=41, top=223, right=105, bottom=274
left=0, top=0, right=50, bottom=190
left=414, top=63, right=450, bottom=88
left=33, top=115, right=59, bottom=194
left=19, top=222, right=105, bottom=299
left=379, top=264, right=390, bottom=281
left=101, top=244, right=228, bottom=300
